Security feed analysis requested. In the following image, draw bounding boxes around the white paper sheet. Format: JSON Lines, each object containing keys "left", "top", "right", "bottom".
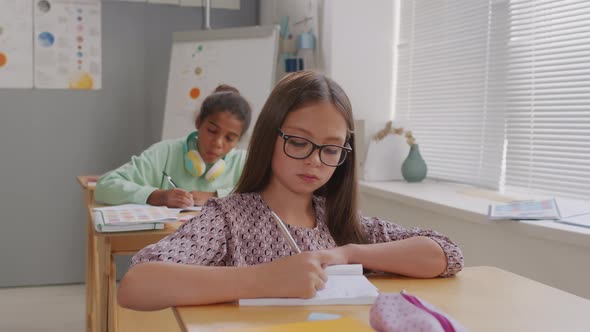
{"left": 559, "top": 213, "right": 590, "bottom": 229}
{"left": 0, "top": 0, "right": 33, "bottom": 88}
{"left": 34, "top": 0, "right": 102, "bottom": 89}
{"left": 239, "top": 264, "right": 378, "bottom": 306}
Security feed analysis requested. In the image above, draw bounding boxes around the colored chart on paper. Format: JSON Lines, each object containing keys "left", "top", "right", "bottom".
{"left": 94, "top": 204, "right": 177, "bottom": 225}
{"left": 0, "top": 0, "right": 33, "bottom": 88}
{"left": 34, "top": 0, "right": 102, "bottom": 89}
{"left": 161, "top": 26, "right": 279, "bottom": 141}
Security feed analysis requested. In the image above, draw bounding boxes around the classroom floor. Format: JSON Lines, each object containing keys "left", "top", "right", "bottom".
{"left": 0, "top": 284, "right": 84, "bottom": 331}
{"left": 0, "top": 284, "right": 180, "bottom": 332}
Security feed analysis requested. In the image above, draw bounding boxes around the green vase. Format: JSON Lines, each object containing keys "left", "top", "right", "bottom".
{"left": 401, "top": 144, "right": 427, "bottom": 182}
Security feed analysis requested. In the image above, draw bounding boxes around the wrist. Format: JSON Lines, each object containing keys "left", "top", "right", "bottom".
{"left": 237, "top": 265, "right": 270, "bottom": 299}
{"left": 147, "top": 190, "right": 166, "bottom": 206}
{"left": 341, "top": 243, "right": 360, "bottom": 264}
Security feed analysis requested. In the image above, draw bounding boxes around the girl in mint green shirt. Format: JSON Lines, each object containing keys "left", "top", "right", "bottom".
{"left": 95, "top": 85, "right": 251, "bottom": 208}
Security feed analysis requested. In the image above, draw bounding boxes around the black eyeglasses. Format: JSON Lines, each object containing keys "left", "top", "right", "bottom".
{"left": 277, "top": 129, "right": 352, "bottom": 167}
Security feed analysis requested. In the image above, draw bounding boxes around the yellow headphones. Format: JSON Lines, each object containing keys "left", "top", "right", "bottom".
{"left": 183, "top": 131, "right": 226, "bottom": 182}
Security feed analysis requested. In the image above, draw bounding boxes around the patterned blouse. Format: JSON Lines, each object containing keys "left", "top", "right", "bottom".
{"left": 132, "top": 192, "right": 464, "bottom": 277}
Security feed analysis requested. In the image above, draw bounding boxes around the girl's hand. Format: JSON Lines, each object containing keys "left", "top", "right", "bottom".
{"left": 254, "top": 249, "right": 350, "bottom": 299}
{"left": 316, "top": 245, "right": 352, "bottom": 267}
{"left": 190, "top": 191, "right": 216, "bottom": 206}
{"left": 165, "top": 189, "right": 194, "bottom": 208}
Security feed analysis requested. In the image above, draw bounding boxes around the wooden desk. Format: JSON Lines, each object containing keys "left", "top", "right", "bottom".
{"left": 174, "top": 266, "right": 590, "bottom": 332}
{"left": 94, "top": 220, "right": 182, "bottom": 332}
{"left": 77, "top": 175, "right": 99, "bottom": 332}
{"left": 77, "top": 175, "right": 183, "bottom": 332}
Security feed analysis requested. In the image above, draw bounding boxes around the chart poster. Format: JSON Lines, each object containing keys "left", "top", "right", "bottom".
{"left": 34, "top": 0, "right": 101, "bottom": 89}
{"left": 0, "top": 0, "right": 33, "bottom": 88}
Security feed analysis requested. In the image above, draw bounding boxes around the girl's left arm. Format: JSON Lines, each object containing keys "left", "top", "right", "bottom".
{"left": 341, "top": 217, "right": 464, "bottom": 278}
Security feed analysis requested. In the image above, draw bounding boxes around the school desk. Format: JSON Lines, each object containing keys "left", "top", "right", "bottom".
{"left": 78, "top": 175, "right": 184, "bottom": 332}
{"left": 173, "top": 266, "right": 590, "bottom": 332}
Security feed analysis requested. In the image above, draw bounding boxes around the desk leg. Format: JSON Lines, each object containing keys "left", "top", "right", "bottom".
{"left": 108, "top": 254, "right": 118, "bottom": 332}
{"left": 96, "top": 236, "right": 110, "bottom": 332}
{"left": 86, "top": 216, "right": 96, "bottom": 332}
{"left": 93, "top": 232, "right": 102, "bottom": 332}
{"left": 84, "top": 189, "right": 96, "bottom": 332}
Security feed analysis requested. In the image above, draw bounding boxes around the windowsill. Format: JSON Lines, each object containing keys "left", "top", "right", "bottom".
{"left": 358, "top": 179, "right": 590, "bottom": 248}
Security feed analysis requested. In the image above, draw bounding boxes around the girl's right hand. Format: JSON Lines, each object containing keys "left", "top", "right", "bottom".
{"left": 254, "top": 251, "right": 338, "bottom": 299}
{"left": 165, "top": 189, "right": 195, "bottom": 208}
{"left": 148, "top": 189, "right": 194, "bottom": 208}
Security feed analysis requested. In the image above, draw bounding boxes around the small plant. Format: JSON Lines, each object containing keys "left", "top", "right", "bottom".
{"left": 374, "top": 121, "right": 405, "bottom": 141}
{"left": 404, "top": 130, "right": 416, "bottom": 146}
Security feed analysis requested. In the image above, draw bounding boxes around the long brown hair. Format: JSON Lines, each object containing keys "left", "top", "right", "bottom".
{"left": 234, "top": 71, "right": 368, "bottom": 245}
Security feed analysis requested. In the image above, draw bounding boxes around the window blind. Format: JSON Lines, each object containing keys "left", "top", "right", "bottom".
{"left": 505, "top": 0, "right": 590, "bottom": 199}
{"left": 395, "top": 0, "right": 508, "bottom": 189}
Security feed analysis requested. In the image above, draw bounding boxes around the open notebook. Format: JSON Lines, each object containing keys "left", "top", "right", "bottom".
{"left": 92, "top": 204, "right": 177, "bottom": 232}
{"left": 93, "top": 204, "right": 178, "bottom": 225}
{"left": 239, "top": 264, "right": 379, "bottom": 306}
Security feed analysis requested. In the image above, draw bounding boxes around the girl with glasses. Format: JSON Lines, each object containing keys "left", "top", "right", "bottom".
{"left": 118, "top": 71, "right": 463, "bottom": 311}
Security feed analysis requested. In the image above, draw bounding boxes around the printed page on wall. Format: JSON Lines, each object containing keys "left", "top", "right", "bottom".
{"left": 0, "top": 0, "right": 33, "bottom": 88}
{"left": 161, "top": 26, "right": 279, "bottom": 143}
{"left": 34, "top": 0, "right": 102, "bottom": 90}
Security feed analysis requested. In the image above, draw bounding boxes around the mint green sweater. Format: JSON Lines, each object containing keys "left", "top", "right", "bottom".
{"left": 95, "top": 134, "right": 247, "bottom": 205}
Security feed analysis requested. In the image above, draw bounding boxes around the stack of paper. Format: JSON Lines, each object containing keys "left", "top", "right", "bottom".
{"left": 239, "top": 264, "right": 379, "bottom": 306}
{"left": 488, "top": 198, "right": 561, "bottom": 220}
{"left": 93, "top": 204, "right": 177, "bottom": 232}
{"left": 559, "top": 214, "right": 590, "bottom": 228}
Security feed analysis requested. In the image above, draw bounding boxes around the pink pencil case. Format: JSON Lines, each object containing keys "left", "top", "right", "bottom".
{"left": 370, "top": 291, "right": 468, "bottom": 332}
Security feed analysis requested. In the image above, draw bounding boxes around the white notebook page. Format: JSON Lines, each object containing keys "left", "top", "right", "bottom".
{"left": 239, "top": 264, "right": 379, "bottom": 306}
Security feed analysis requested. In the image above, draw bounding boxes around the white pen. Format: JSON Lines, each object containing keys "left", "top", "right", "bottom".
{"left": 162, "top": 171, "right": 178, "bottom": 188}
{"left": 270, "top": 211, "right": 302, "bottom": 254}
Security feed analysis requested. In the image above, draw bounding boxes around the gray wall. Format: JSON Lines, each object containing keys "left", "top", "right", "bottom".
{"left": 0, "top": 1, "right": 257, "bottom": 287}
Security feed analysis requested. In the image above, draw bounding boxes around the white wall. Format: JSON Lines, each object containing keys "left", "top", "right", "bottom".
{"left": 360, "top": 191, "right": 590, "bottom": 299}
{"left": 322, "top": 0, "right": 394, "bottom": 144}
{"left": 259, "top": 0, "right": 321, "bottom": 82}
{"left": 259, "top": 0, "right": 395, "bottom": 167}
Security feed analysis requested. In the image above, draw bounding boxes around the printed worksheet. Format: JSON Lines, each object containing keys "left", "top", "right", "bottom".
{"left": 0, "top": 0, "right": 33, "bottom": 88}
{"left": 488, "top": 198, "right": 561, "bottom": 220}
{"left": 34, "top": 0, "right": 102, "bottom": 89}
{"left": 94, "top": 204, "right": 177, "bottom": 225}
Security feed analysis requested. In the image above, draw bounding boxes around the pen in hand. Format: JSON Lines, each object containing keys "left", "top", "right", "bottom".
{"left": 271, "top": 211, "right": 302, "bottom": 254}
{"left": 153, "top": 171, "right": 194, "bottom": 208}
{"left": 162, "top": 171, "right": 178, "bottom": 188}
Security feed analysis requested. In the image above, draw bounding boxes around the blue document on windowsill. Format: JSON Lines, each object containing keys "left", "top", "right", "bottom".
{"left": 488, "top": 198, "right": 561, "bottom": 220}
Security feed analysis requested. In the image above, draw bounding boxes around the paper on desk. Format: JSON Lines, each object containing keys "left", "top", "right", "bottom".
{"left": 178, "top": 214, "right": 196, "bottom": 222}
{"left": 93, "top": 204, "right": 177, "bottom": 225}
{"left": 239, "top": 275, "right": 378, "bottom": 306}
{"left": 558, "top": 213, "right": 590, "bottom": 229}
{"left": 307, "top": 312, "right": 342, "bottom": 321}
{"left": 239, "top": 264, "right": 378, "bottom": 306}
{"left": 324, "top": 264, "right": 363, "bottom": 275}
{"left": 169, "top": 206, "right": 203, "bottom": 214}
{"left": 555, "top": 198, "right": 590, "bottom": 218}
{"left": 488, "top": 198, "right": 561, "bottom": 220}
